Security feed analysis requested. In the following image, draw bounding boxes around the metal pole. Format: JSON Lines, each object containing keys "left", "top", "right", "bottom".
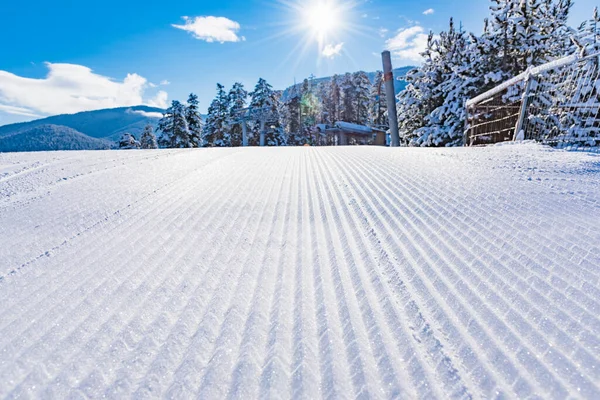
{"left": 242, "top": 118, "right": 248, "bottom": 147}
{"left": 382, "top": 51, "right": 400, "bottom": 147}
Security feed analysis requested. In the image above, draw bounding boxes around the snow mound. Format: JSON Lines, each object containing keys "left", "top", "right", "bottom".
{"left": 1, "top": 145, "right": 599, "bottom": 398}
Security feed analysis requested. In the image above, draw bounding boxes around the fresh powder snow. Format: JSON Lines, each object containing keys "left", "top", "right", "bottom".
{"left": 1, "top": 144, "right": 599, "bottom": 398}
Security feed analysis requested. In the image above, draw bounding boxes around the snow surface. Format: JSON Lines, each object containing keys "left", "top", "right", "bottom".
{"left": 1, "top": 144, "right": 599, "bottom": 399}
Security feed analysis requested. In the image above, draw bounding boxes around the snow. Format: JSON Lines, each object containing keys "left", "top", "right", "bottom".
{"left": 335, "top": 121, "right": 373, "bottom": 134}
{"left": 1, "top": 144, "right": 599, "bottom": 398}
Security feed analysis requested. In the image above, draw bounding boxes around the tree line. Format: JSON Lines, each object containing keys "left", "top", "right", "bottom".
{"left": 119, "top": 72, "right": 390, "bottom": 148}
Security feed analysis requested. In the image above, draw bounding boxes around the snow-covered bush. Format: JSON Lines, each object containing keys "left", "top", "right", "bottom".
{"left": 119, "top": 132, "right": 140, "bottom": 149}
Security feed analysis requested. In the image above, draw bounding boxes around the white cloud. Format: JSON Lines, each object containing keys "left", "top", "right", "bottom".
{"left": 160, "top": 80, "right": 170, "bottom": 86}
{"left": 172, "top": 16, "right": 244, "bottom": 43}
{"left": 385, "top": 26, "right": 429, "bottom": 63}
{"left": 147, "top": 91, "right": 168, "bottom": 108}
{"left": 127, "top": 109, "right": 164, "bottom": 118}
{"left": 322, "top": 42, "right": 344, "bottom": 58}
{"left": 378, "top": 27, "right": 389, "bottom": 38}
{"left": 423, "top": 8, "right": 435, "bottom": 15}
{"left": 0, "top": 63, "right": 168, "bottom": 117}
{"left": 0, "top": 104, "right": 42, "bottom": 118}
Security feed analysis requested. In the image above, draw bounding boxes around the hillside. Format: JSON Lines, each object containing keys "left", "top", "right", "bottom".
{"left": 0, "top": 106, "right": 164, "bottom": 143}
{"left": 1, "top": 144, "right": 599, "bottom": 398}
{"left": 282, "top": 66, "right": 413, "bottom": 99}
{"left": 0, "top": 124, "right": 114, "bottom": 153}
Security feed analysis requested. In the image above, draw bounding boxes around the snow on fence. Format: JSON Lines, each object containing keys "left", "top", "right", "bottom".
{"left": 465, "top": 51, "right": 600, "bottom": 147}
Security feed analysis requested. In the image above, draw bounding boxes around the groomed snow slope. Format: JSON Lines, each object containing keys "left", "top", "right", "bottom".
{"left": 1, "top": 144, "right": 599, "bottom": 399}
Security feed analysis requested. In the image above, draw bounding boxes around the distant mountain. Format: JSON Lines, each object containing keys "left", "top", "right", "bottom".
{"left": 281, "top": 66, "right": 414, "bottom": 100}
{"left": 0, "top": 105, "right": 164, "bottom": 142}
{"left": 0, "top": 124, "right": 114, "bottom": 153}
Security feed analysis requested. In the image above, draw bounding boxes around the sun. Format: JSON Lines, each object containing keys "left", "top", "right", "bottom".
{"left": 265, "top": 0, "right": 366, "bottom": 66}
{"left": 304, "top": 1, "right": 341, "bottom": 42}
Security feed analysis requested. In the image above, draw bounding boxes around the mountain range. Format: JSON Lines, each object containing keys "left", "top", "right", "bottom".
{"left": 0, "top": 67, "right": 413, "bottom": 152}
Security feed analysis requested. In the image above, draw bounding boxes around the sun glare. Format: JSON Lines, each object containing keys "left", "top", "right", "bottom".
{"left": 269, "top": 0, "right": 367, "bottom": 66}
{"left": 305, "top": 1, "right": 340, "bottom": 41}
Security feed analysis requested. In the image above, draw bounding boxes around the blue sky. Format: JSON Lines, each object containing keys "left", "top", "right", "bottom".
{"left": 0, "top": 0, "right": 596, "bottom": 125}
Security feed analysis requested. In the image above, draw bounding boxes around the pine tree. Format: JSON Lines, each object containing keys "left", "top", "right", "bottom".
{"left": 323, "top": 74, "right": 341, "bottom": 124}
{"left": 417, "top": 19, "right": 480, "bottom": 146}
{"left": 353, "top": 71, "right": 371, "bottom": 125}
{"left": 185, "top": 93, "right": 203, "bottom": 147}
{"left": 228, "top": 82, "right": 248, "bottom": 147}
{"left": 158, "top": 100, "right": 192, "bottom": 148}
{"left": 369, "top": 71, "right": 387, "bottom": 127}
{"left": 574, "top": 6, "right": 599, "bottom": 52}
{"left": 300, "top": 77, "right": 321, "bottom": 129}
{"left": 203, "top": 83, "right": 231, "bottom": 147}
{"left": 282, "top": 85, "right": 304, "bottom": 145}
{"left": 485, "top": 0, "right": 572, "bottom": 79}
{"left": 340, "top": 73, "right": 356, "bottom": 123}
{"left": 140, "top": 124, "right": 158, "bottom": 149}
{"left": 396, "top": 31, "right": 444, "bottom": 144}
{"left": 250, "top": 78, "right": 285, "bottom": 146}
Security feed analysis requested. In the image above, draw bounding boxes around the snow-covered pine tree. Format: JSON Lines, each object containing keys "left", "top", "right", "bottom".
{"left": 323, "top": 74, "right": 341, "bottom": 124}
{"left": 300, "top": 77, "right": 321, "bottom": 130}
{"left": 416, "top": 19, "right": 481, "bottom": 146}
{"left": 267, "top": 91, "right": 286, "bottom": 146}
{"left": 396, "top": 31, "right": 444, "bottom": 144}
{"left": 140, "top": 124, "right": 158, "bottom": 149}
{"left": 158, "top": 100, "right": 192, "bottom": 148}
{"left": 282, "top": 84, "right": 304, "bottom": 145}
{"left": 484, "top": 0, "right": 572, "bottom": 79}
{"left": 249, "top": 78, "right": 285, "bottom": 146}
{"left": 352, "top": 71, "right": 371, "bottom": 125}
{"left": 203, "top": 83, "right": 231, "bottom": 147}
{"left": 228, "top": 82, "right": 248, "bottom": 147}
{"left": 315, "top": 81, "right": 332, "bottom": 125}
{"left": 119, "top": 132, "right": 140, "bottom": 149}
{"left": 487, "top": 0, "right": 520, "bottom": 80}
{"left": 369, "top": 71, "right": 387, "bottom": 127}
{"left": 185, "top": 93, "right": 203, "bottom": 147}
{"left": 340, "top": 73, "right": 356, "bottom": 123}
{"left": 573, "top": 6, "right": 599, "bottom": 52}
{"left": 554, "top": 6, "right": 599, "bottom": 143}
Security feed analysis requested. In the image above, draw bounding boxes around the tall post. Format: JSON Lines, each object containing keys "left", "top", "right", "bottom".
{"left": 242, "top": 118, "right": 248, "bottom": 147}
{"left": 382, "top": 50, "right": 400, "bottom": 147}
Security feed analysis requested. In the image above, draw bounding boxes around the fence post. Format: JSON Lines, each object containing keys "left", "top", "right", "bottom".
{"left": 463, "top": 101, "right": 470, "bottom": 146}
{"left": 514, "top": 73, "right": 534, "bottom": 141}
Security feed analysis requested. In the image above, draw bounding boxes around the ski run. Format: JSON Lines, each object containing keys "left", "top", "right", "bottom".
{"left": 1, "top": 143, "right": 599, "bottom": 399}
